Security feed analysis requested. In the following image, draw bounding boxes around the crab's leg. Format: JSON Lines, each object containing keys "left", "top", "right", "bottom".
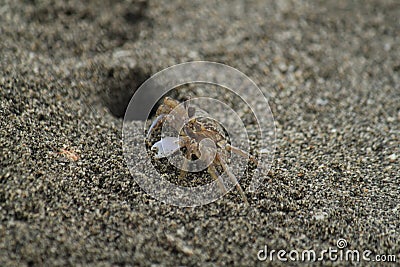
{"left": 179, "top": 158, "right": 188, "bottom": 180}
{"left": 178, "top": 150, "right": 192, "bottom": 180}
{"left": 225, "top": 144, "right": 258, "bottom": 165}
{"left": 146, "top": 114, "right": 166, "bottom": 139}
{"left": 176, "top": 136, "right": 192, "bottom": 179}
{"left": 207, "top": 164, "right": 228, "bottom": 194}
{"left": 217, "top": 153, "right": 248, "bottom": 204}
{"left": 189, "top": 141, "right": 227, "bottom": 194}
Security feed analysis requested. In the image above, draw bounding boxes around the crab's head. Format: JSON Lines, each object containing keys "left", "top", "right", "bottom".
{"left": 156, "top": 97, "right": 181, "bottom": 116}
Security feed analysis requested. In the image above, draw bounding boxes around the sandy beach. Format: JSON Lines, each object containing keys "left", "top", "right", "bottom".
{"left": 1, "top": 0, "right": 399, "bottom": 265}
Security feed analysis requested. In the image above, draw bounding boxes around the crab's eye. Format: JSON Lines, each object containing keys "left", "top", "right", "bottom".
{"left": 188, "top": 106, "right": 196, "bottom": 118}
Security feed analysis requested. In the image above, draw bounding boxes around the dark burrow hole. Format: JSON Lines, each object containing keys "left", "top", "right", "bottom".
{"left": 102, "top": 68, "right": 186, "bottom": 121}
{"left": 102, "top": 67, "right": 151, "bottom": 120}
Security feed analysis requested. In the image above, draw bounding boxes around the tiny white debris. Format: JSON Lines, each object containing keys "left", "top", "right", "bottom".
{"left": 316, "top": 98, "right": 329, "bottom": 106}
{"left": 313, "top": 212, "right": 328, "bottom": 221}
{"left": 388, "top": 153, "right": 397, "bottom": 162}
{"left": 160, "top": 47, "right": 168, "bottom": 55}
{"left": 188, "top": 50, "right": 199, "bottom": 58}
{"left": 112, "top": 50, "right": 136, "bottom": 68}
{"left": 387, "top": 116, "right": 395, "bottom": 123}
{"left": 278, "top": 62, "right": 288, "bottom": 72}
{"left": 177, "top": 226, "right": 185, "bottom": 237}
{"left": 112, "top": 49, "right": 133, "bottom": 58}
{"left": 166, "top": 234, "right": 194, "bottom": 256}
{"left": 392, "top": 204, "right": 400, "bottom": 212}
{"left": 259, "top": 148, "right": 269, "bottom": 154}
{"left": 151, "top": 137, "right": 180, "bottom": 159}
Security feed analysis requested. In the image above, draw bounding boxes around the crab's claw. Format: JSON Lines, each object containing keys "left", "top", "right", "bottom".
{"left": 151, "top": 137, "right": 181, "bottom": 159}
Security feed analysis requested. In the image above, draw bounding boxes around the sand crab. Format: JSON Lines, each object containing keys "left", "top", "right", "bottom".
{"left": 146, "top": 97, "right": 258, "bottom": 203}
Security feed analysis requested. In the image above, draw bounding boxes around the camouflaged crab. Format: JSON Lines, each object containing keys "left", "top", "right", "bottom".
{"left": 146, "top": 97, "right": 258, "bottom": 203}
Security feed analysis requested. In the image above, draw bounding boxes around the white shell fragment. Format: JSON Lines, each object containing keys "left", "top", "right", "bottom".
{"left": 151, "top": 137, "right": 181, "bottom": 159}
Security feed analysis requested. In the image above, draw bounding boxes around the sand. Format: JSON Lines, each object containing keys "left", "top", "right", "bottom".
{"left": 1, "top": 0, "right": 399, "bottom": 266}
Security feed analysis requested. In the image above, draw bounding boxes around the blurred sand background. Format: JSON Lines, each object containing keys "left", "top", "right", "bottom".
{"left": 1, "top": 0, "right": 399, "bottom": 266}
